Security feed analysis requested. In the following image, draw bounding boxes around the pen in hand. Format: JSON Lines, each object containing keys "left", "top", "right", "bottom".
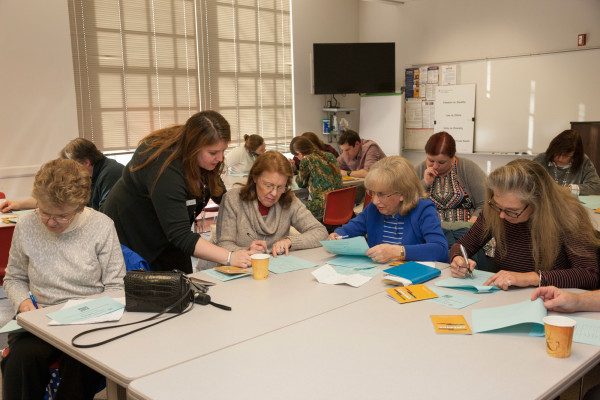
{"left": 29, "top": 291, "right": 39, "bottom": 309}
{"left": 459, "top": 244, "right": 473, "bottom": 278}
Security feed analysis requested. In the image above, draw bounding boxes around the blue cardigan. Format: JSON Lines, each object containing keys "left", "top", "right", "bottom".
{"left": 334, "top": 199, "right": 449, "bottom": 262}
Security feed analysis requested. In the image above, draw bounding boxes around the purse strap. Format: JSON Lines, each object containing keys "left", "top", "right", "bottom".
{"left": 72, "top": 286, "right": 195, "bottom": 348}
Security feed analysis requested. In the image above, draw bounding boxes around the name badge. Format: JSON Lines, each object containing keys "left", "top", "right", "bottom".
{"left": 186, "top": 199, "right": 196, "bottom": 206}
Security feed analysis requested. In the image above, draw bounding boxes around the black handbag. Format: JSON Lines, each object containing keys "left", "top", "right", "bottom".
{"left": 124, "top": 270, "right": 195, "bottom": 313}
{"left": 71, "top": 270, "right": 229, "bottom": 348}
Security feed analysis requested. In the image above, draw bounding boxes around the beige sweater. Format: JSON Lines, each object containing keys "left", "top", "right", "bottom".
{"left": 216, "top": 187, "right": 328, "bottom": 252}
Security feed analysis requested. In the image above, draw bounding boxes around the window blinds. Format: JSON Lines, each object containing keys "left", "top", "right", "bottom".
{"left": 69, "top": 0, "right": 293, "bottom": 152}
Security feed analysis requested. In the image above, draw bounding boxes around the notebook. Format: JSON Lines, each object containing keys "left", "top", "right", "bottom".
{"left": 382, "top": 261, "right": 441, "bottom": 286}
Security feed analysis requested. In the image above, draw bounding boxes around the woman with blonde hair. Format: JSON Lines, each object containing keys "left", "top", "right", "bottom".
{"left": 225, "top": 134, "right": 266, "bottom": 174}
{"left": 290, "top": 136, "right": 343, "bottom": 217}
{"left": 3, "top": 158, "right": 124, "bottom": 399}
{"left": 451, "top": 159, "right": 600, "bottom": 290}
{"left": 328, "top": 156, "right": 448, "bottom": 263}
{"left": 102, "top": 111, "right": 253, "bottom": 272}
{"left": 216, "top": 151, "right": 327, "bottom": 258}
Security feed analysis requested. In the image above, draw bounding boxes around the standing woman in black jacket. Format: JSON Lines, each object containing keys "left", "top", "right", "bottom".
{"left": 102, "top": 111, "right": 253, "bottom": 272}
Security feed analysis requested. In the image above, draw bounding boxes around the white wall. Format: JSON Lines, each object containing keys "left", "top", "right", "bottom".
{"left": 358, "top": 0, "right": 600, "bottom": 171}
{"left": 291, "top": 0, "right": 361, "bottom": 152}
{"left": 0, "top": 0, "right": 78, "bottom": 200}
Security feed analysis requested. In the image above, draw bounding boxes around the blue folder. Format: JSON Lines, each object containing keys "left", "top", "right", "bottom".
{"left": 383, "top": 261, "right": 441, "bottom": 285}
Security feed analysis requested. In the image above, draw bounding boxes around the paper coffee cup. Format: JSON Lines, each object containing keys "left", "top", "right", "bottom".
{"left": 543, "top": 316, "right": 576, "bottom": 358}
{"left": 251, "top": 254, "right": 269, "bottom": 280}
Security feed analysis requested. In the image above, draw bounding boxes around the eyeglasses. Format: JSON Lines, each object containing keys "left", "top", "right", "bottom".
{"left": 35, "top": 208, "right": 78, "bottom": 225}
{"left": 487, "top": 200, "right": 529, "bottom": 219}
{"left": 260, "top": 180, "right": 289, "bottom": 193}
{"left": 366, "top": 190, "right": 400, "bottom": 199}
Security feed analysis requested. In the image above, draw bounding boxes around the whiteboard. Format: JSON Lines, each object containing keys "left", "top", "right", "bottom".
{"left": 359, "top": 94, "right": 402, "bottom": 156}
{"left": 404, "top": 48, "right": 600, "bottom": 153}
{"left": 434, "top": 84, "right": 476, "bottom": 153}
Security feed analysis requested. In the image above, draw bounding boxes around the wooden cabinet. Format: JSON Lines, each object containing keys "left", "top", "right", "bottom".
{"left": 571, "top": 122, "right": 600, "bottom": 174}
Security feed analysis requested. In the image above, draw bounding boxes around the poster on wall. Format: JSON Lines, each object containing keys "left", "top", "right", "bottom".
{"left": 405, "top": 68, "right": 419, "bottom": 98}
{"left": 434, "top": 84, "right": 476, "bottom": 153}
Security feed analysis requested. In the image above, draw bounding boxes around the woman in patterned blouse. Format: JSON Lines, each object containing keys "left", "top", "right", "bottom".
{"left": 415, "top": 131, "right": 487, "bottom": 223}
{"left": 291, "top": 136, "right": 343, "bottom": 217}
{"left": 450, "top": 159, "right": 600, "bottom": 290}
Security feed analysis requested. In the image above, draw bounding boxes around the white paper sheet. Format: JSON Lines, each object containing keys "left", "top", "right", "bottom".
{"left": 312, "top": 265, "right": 372, "bottom": 288}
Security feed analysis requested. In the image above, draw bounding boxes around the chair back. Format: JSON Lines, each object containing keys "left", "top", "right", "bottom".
{"left": 364, "top": 191, "right": 372, "bottom": 208}
{"left": 323, "top": 186, "right": 357, "bottom": 226}
{"left": 0, "top": 192, "right": 5, "bottom": 199}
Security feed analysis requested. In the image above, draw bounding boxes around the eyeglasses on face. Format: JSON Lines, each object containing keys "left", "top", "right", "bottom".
{"left": 35, "top": 208, "right": 78, "bottom": 225}
{"left": 260, "top": 180, "right": 288, "bottom": 193}
{"left": 487, "top": 199, "right": 529, "bottom": 219}
{"left": 366, "top": 190, "right": 400, "bottom": 199}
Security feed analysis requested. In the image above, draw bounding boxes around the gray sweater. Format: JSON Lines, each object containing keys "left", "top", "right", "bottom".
{"left": 533, "top": 153, "right": 600, "bottom": 196}
{"left": 4, "top": 208, "right": 125, "bottom": 312}
{"left": 415, "top": 157, "right": 487, "bottom": 217}
{"left": 216, "top": 187, "right": 328, "bottom": 252}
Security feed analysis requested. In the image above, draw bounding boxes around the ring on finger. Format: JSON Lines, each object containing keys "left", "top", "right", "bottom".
{"left": 507, "top": 279, "right": 512, "bottom": 287}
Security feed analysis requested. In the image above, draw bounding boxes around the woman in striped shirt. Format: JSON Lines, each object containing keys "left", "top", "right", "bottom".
{"left": 451, "top": 159, "right": 600, "bottom": 290}
{"left": 328, "top": 156, "right": 449, "bottom": 263}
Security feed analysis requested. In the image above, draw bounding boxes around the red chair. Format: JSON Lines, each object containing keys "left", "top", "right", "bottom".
{"left": 0, "top": 192, "right": 14, "bottom": 285}
{"left": 364, "top": 191, "right": 372, "bottom": 208}
{"left": 322, "top": 186, "right": 357, "bottom": 227}
{"left": 196, "top": 202, "right": 220, "bottom": 233}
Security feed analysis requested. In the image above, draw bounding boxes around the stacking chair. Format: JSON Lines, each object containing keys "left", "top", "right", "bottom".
{"left": 364, "top": 191, "right": 372, "bottom": 208}
{"left": 197, "top": 203, "right": 220, "bottom": 233}
{"left": 322, "top": 186, "right": 357, "bottom": 232}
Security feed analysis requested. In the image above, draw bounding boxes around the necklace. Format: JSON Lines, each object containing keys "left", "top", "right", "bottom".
{"left": 551, "top": 162, "right": 570, "bottom": 187}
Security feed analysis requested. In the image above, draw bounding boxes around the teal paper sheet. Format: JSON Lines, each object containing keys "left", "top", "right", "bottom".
{"left": 268, "top": 255, "right": 317, "bottom": 274}
{"left": 579, "top": 196, "right": 600, "bottom": 210}
{"left": 529, "top": 316, "right": 600, "bottom": 345}
{"left": 472, "top": 298, "right": 546, "bottom": 333}
{"left": 319, "top": 237, "right": 369, "bottom": 256}
{"left": 332, "top": 265, "right": 381, "bottom": 278}
{"left": 327, "top": 256, "right": 381, "bottom": 269}
{"left": 0, "top": 320, "right": 25, "bottom": 334}
{"left": 202, "top": 268, "right": 250, "bottom": 282}
{"left": 46, "top": 296, "right": 125, "bottom": 325}
{"left": 426, "top": 287, "right": 481, "bottom": 309}
{"left": 435, "top": 270, "right": 500, "bottom": 293}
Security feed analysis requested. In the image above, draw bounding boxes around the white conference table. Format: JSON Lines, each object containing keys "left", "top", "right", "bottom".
{"left": 127, "top": 269, "right": 600, "bottom": 400}
{"left": 16, "top": 246, "right": 412, "bottom": 399}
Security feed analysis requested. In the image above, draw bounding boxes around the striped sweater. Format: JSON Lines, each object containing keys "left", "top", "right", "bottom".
{"left": 450, "top": 213, "right": 599, "bottom": 289}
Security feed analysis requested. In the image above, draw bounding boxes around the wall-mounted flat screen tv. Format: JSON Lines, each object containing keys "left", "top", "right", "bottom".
{"left": 313, "top": 42, "right": 395, "bottom": 95}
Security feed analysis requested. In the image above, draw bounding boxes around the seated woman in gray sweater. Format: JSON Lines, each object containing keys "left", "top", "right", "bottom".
{"left": 2, "top": 158, "right": 125, "bottom": 400}
{"left": 216, "top": 151, "right": 328, "bottom": 258}
{"left": 533, "top": 129, "right": 600, "bottom": 196}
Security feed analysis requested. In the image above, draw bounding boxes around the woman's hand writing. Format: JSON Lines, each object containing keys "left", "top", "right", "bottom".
{"left": 450, "top": 255, "right": 476, "bottom": 278}
{"left": 248, "top": 240, "right": 268, "bottom": 254}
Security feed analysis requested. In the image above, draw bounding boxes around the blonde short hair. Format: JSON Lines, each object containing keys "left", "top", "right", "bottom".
{"left": 365, "top": 156, "right": 426, "bottom": 215}
{"left": 32, "top": 158, "right": 91, "bottom": 209}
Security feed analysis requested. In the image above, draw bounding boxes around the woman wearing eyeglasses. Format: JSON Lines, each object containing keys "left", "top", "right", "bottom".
{"left": 450, "top": 159, "right": 600, "bottom": 290}
{"left": 214, "top": 151, "right": 327, "bottom": 259}
{"left": 224, "top": 134, "right": 266, "bottom": 175}
{"left": 102, "top": 111, "right": 252, "bottom": 272}
{"left": 3, "top": 159, "right": 124, "bottom": 399}
{"left": 328, "top": 156, "right": 449, "bottom": 263}
{"left": 533, "top": 129, "right": 600, "bottom": 196}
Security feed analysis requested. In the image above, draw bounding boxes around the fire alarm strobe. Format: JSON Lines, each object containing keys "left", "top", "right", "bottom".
{"left": 578, "top": 34, "right": 587, "bottom": 46}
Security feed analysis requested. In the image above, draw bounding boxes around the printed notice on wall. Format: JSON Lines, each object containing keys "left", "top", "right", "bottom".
{"left": 434, "top": 84, "right": 476, "bottom": 153}
{"left": 422, "top": 101, "right": 435, "bottom": 129}
{"left": 441, "top": 65, "right": 457, "bottom": 85}
{"left": 405, "top": 99, "right": 423, "bottom": 129}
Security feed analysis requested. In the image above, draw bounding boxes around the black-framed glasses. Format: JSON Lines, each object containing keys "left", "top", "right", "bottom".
{"left": 487, "top": 200, "right": 529, "bottom": 219}
{"left": 366, "top": 190, "right": 400, "bottom": 199}
{"left": 35, "top": 208, "right": 78, "bottom": 225}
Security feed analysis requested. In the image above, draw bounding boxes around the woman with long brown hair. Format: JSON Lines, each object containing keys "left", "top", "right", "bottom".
{"left": 450, "top": 159, "right": 600, "bottom": 290}
{"left": 290, "top": 136, "right": 343, "bottom": 217}
{"left": 102, "top": 111, "right": 252, "bottom": 272}
{"left": 216, "top": 151, "right": 327, "bottom": 257}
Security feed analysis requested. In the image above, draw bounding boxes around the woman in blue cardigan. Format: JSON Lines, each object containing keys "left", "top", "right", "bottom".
{"left": 328, "top": 156, "right": 449, "bottom": 263}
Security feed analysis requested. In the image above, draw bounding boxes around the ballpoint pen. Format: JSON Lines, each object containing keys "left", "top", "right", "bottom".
{"left": 460, "top": 244, "right": 473, "bottom": 278}
{"left": 29, "top": 291, "right": 39, "bottom": 309}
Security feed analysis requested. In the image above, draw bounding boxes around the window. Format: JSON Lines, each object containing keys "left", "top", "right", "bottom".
{"left": 68, "top": 0, "right": 293, "bottom": 153}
